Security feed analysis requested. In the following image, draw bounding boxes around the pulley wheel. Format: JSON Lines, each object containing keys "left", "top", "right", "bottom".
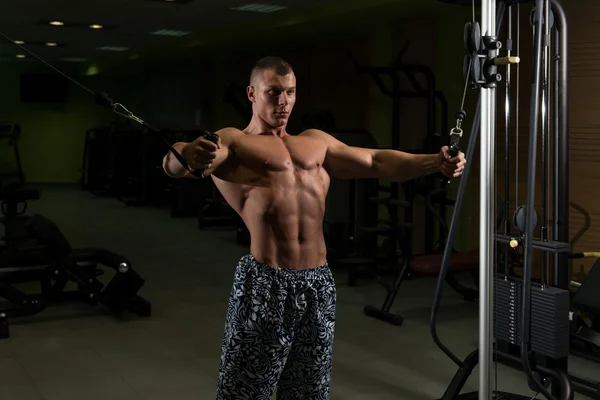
{"left": 464, "top": 54, "right": 480, "bottom": 85}
{"left": 463, "top": 21, "right": 481, "bottom": 53}
{"left": 530, "top": 7, "right": 554, "bottom": 29}
{"left": 471, "top": 21, "right": 481, "bottom": 52}
{"left": 463, "top": 55, "right": 471, "bottom": 83}
{"left": 464, "top": 22, "right": 472, "bottom": 53}
{"left": 513, "top": 205, "right": 538, "bottom": 234}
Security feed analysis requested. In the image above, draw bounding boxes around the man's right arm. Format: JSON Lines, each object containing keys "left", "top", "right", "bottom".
{"left": 162, "top": 128, "right": 241, "bottom": 179}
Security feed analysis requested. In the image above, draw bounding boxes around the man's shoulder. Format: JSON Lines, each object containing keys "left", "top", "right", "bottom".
{"left": 213, "top": 127, "right": 245, "bottom": 146}
{"left": 215, "top": 127, "right": 245, "bottom": 137}
{"left": 299, "top": 128, "right": 330, "bottom": 140}
{"left": 299, "top": 129, "right": 344, "bottom": 149}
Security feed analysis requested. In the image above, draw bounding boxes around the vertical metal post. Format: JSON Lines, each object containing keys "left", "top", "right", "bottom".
{"left": 480, "top": 0, "right": 496, "bottom": 399}
{"left": 550, "top": 0, "right": 569, "bottom": 291}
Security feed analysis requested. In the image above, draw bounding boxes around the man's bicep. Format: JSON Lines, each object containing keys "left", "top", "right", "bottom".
{"left": 301, "top": 129, "right": 376, "bottom": 179}
{"left": 324, "top": 144, "right": 376, "bottom": 179}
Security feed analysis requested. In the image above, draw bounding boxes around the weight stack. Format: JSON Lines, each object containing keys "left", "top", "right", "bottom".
{"left": 495, "top": 277, "right": 522, "bottom": 346}
{"left": 494, "top": 275, "right": 570, "bottom": 360}
{"left": 530, "top": 285, "right": 570, "bottom": 359}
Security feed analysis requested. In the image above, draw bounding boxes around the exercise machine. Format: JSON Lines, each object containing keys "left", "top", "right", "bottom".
{"left": 81, "top": 121, "right": 172, "bottom": 207}
{"left": 337, "top": 48, "right": 454, "bottom": 289}
{"left": 323, "top": 127, "right": 380, "bottom": 267}
{"left": 569, "top": 255, "right": 600, "bottom": 366}
{"left": 363, "top": 186, "right": 479, "bottom": 326}
{"left": 430, "top": 0, "right": 584, "bottom": 399}
{"left": 349, "top": 46, "right": 450, "bottom": 257}
{"left": 0, "top": 185, "right": 151, "bottom": 339}
{"left": 0, "top": 122, "right": 25, "bottom": 188}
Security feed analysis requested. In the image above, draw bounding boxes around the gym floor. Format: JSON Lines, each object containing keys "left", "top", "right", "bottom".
{"left": 0, "top": 186, "right": 597, "bottom": 400}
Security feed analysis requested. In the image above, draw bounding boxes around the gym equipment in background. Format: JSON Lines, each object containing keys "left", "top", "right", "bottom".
{"left": 223, "top": 81, "right": 252, "bottom": 125}
{"left": 349, "top": 44, "right": 450, "bottom": 256}
{"left": 0, "top": 122, "right": 25, "bottom": 189}
{"left": 81, "top": 122, "right": 172, "bottom": 208}
{"left": 168, "top": 131, "right": 210, "bottom": 219}
{"left": 323, "top": 127, "right": 380, "bottom": 280}
{"left": 569, "top": 256, "right": 600, "bottom": 367}
{"left": 0, "top": 186, "right": 151, "bottom": 339}
{"left": 363, "top": 186, "right": 479, "bottom": 326}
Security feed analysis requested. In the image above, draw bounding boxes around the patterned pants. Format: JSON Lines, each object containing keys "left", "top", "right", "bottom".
{"left": 216, "top": 254, "right": 337, "bottom": 400}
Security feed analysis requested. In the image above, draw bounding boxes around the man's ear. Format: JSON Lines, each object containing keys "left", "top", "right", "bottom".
{"left": 247, "top": 86, "right": 255, "bottom": 103}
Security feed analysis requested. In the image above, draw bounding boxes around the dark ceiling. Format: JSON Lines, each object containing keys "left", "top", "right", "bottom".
{"left": 0, "top": 0, "right": 461, "bottom": 72}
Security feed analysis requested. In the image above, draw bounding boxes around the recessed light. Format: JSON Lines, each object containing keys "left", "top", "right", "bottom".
{"left": 231, "top": 3, "right": 286, "bottom": 13}
{"left": 46, "top": 42, "right": 58, "bottom": 47}
{"left": 149, "top": 29, "right": 191, "bottom": 37}
{"left": 38, "top": 19, "right": 117, "bottom": 30}
{"left": 97, "top": 45, "right": 130, "bottom": 52}
{"left": 16, "top": 54, "right": 26, "bottom": 58}
{"left": 14, "top": 40, "right": 25, "bottom": 45}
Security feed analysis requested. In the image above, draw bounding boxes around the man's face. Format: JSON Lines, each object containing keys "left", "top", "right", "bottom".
{"left": 248, "top": 69, "right": 296, "bottom": 128}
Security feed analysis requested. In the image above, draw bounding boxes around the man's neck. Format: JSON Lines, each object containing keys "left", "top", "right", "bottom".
{"left": 245, "top": 117, "right": 287, "bottom": 137}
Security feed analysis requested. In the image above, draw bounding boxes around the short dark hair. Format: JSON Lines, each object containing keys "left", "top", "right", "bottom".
{"left": 250, "top": 56, "right": 293, "bottom": 84}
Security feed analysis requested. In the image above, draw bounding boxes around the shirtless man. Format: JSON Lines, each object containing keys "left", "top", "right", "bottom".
{"left": 163, "top": 56, "right": 466, "bottom": 400}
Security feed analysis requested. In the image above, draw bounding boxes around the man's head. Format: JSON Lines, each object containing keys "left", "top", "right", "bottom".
{"left": 247, "top": 56, "right": 296, "bottom": 129}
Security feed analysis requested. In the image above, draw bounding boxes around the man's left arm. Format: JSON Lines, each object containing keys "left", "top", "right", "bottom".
{"left": 307, "top": 130, "right": 465, "bottom": 182}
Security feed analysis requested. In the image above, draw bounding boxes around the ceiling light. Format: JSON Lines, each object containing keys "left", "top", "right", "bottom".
{"left": 231, "top": 3, "right": 286, "bottom": 13}
{"left": 149, "top": 29, "right": 191, "bottom": 37}
{"left": 46, "top": 42, "right": 58, "bottom": 47}
{"left": 97, "top": 45, "right": 130, "bottom": 52}
{"left": 16, "top": 54, "right": 26, "bottom": 58}
{"left": 38, "top": 19, "right": 116, "bottom": 30}
{"left": 14, "top": 40, "right": 25, "bottom": 45}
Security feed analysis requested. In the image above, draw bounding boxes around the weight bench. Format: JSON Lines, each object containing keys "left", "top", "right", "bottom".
{"left": 1, "top": 187, "right": 151, "bottom": 339}
{"left": 571, "top": 258, "right": 600, "bottom": 362}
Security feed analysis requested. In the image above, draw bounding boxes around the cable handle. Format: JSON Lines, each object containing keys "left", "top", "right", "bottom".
{"left": 190, "top": 132, "right": 220, "bottom": 178}
{"left": 442, "top": 109, "right": 466, "bottom": 183}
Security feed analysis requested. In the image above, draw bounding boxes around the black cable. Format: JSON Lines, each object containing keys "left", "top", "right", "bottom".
{"left": 0, "top": 30, "right": 212, "bottom": 179}
{"left": 429, "top": 1, "right": 506, "bottom": 369}
{"left": 521, "top": 1, "right": 558, "bottom": 399}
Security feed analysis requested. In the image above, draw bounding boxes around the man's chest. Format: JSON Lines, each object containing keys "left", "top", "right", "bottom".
{"left": 234, "top": 134, "right": 327, "bottom": 172}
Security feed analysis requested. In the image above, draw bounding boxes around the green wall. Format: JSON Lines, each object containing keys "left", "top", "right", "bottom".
{"left": 0, "top": 63, "right": 117, "bottom": 183}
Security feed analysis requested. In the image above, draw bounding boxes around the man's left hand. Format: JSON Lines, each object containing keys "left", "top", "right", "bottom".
{"left": 438, "top": 146, "right": 466, "bottom": 178}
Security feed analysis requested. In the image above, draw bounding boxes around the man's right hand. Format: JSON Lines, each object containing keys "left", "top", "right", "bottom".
{"left": 182, "top": 134, "right": 222, "bottom": 171}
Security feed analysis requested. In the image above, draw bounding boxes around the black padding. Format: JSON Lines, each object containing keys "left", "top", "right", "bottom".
{"left": 24, "top": 214, "right": 72, "bottom": 258}
{"left": 573, "top": 258, "right": 600, "bottom": 316}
